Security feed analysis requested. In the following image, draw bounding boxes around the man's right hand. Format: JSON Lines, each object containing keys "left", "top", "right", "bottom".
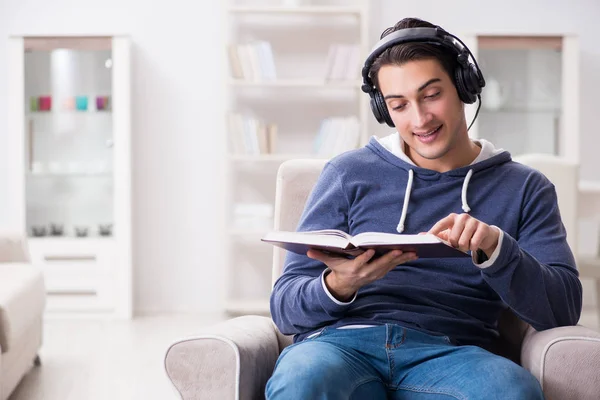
{"left": 307, "top": 248, "right": 418, "bottom": 302}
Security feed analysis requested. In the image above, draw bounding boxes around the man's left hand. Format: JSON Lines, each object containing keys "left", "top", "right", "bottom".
{"left": 428, "top": 213, "right": 500, "bottom": 258}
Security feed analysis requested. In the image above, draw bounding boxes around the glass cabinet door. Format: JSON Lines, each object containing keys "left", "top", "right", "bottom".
{"left": 465, "top": 34, "right": 579, "bottom": 162}
{"left": 24, "top": 37, "right": 114, "bottom": 239}
{"left": 478, "top": 36, "right": 562, "bottom": 155}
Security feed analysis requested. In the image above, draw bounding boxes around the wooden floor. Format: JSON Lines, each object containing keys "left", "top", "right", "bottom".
{"left": 9, "top": 313, "right": 224, "bottom": 400}
{"left": 8, "top": 310, "right": 600, "bottom": 400}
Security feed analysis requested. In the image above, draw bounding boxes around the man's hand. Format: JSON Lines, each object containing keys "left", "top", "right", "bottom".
{"left": 307, "top": 248, "right": 417, "bottom": 302}
{"left": 428, "top": 213, "right": 500, "bottom": 258}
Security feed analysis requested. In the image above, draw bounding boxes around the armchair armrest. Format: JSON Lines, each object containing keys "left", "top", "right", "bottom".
{"left": 164, "top": 316, "right": 283, "bottom": 400}
{"left": 521, "top": 325, "right": 600, "bottom": 400}
{"left": 0, "top": 232, "right": 30, "bottom": 263}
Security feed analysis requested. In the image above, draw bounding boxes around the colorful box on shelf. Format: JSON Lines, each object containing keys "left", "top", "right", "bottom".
{"left": 30, "top": 96, "right": 52, "bottom": 111}
{"left": 62, "top": 97, "right": 75, "bottom": 110}
{"left": 96, "top": 95, "right": 111, "bottom": 111}
{"left": 75, "top": 95, "right": 88, "bottom": 111}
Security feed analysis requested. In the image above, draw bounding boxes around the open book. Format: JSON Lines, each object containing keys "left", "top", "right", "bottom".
{"left": 261, "top": 229, "right": 469, "bottom": 258}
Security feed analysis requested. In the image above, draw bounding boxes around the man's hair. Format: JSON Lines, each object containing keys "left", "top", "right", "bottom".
{"left": 369, "top": 18, "right": 458, "bottom": 90}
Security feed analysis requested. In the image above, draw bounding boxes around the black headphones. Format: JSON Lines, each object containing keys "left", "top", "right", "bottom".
{"left": 361, "top": 26, "right": 486, "bottom": 128}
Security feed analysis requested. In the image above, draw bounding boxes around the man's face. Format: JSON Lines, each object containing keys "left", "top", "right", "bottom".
{"left": 377, "top": 59, "right": 468, "bottom": 169}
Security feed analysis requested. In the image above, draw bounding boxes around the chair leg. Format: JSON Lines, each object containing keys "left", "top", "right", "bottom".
{"left": 34, "top": 354, "right": 41, "bottom": 367}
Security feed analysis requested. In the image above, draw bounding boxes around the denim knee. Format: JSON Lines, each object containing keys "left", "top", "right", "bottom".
{"left": 266, "top": 339, "right": 373, "bottom": 400}
{"left": 499, "top": 367, "right": 544, "bottom": 400}
{"left": 468, "top": 357, "right": 544, "bottom": 400}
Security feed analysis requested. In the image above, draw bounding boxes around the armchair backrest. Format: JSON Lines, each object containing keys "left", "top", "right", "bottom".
{"left": 512, "top": 154, "right": 579, "bottom": 254}
{"left": 270, "top": 154, "right": 578, "bottom": 363}
{"left": 0, "top": 232, "right": 31, "bottom": 263}
{"left": 271, "top": 159, "right": 328, "bottom": 286}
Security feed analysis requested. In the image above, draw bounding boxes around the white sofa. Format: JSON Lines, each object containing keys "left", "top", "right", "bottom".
{"left": 0, "top": 233, "right": 46, "bottom": 400}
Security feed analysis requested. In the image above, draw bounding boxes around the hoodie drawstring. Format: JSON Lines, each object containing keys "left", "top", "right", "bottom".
{"left": 396, "top": 168, "right": 474, "bottom": 233}
{"left": 461, "top": 169, "right": 473, "bottom": 212}
{"left": 396, "top": 169, "right": 413, "bottom": 233}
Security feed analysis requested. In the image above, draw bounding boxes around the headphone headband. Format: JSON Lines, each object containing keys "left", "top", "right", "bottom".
{"left": 361, "top": 27, "right": 472, "bottom": 94}
{"left": 361, "top": 24, "right": 485, "bottom": 127}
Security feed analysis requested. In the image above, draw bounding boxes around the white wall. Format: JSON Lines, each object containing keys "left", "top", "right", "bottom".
{"left": 0, "top": 0, "right": 229, "bottom": 314}
{"left": 0, "top": 0, "right": 598, "bottom": 314}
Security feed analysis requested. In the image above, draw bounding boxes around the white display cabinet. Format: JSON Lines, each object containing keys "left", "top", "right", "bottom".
{"left": 6, "top": 36, "right": 132, "bottom": 318}
{"left": 463, "top": 34, "right": 579, "bottom": 162}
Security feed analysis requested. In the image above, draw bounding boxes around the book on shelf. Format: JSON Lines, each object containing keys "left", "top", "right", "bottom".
{"left": 228, "top": 41, "right": 277, "bottom": 81}
{"left": 324, "top": 44, "right": 361, "bottom": 81}
{"left": 227, "top": 113, "right": 278, "bottom": 155}
{"left": 313, "top": 116, "right": 360, "bottom": 157}
{"left": 261, "top": 229, "right": 470, "bottom": 258}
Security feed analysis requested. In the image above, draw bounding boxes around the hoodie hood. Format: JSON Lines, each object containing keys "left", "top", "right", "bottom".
{"left": 371, "top": 133, "right": 510, "bottom": 232}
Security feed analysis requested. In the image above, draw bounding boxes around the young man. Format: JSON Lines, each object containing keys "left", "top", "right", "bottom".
{"left": 266, "top": 17, "right": 582, "bottom": 399}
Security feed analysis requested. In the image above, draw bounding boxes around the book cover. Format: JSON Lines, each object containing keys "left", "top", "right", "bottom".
{"left": 261, "top": 230, "right": 469, "bottom": 258}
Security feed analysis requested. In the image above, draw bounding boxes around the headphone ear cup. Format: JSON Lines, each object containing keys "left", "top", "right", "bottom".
{"left": 465, "top": 62, "right": 484, "bottom": 97}
{"left": 454, "top": 67, "right": 475, "bottom": 104}
{"left": 455, "top": 52, "right": 483, "bottom": 104}
{"left": 371, "top": 90, "right": 395, "bottom": 127}
{"left": 369, "top": 93, "right": 384, "bottom": 124}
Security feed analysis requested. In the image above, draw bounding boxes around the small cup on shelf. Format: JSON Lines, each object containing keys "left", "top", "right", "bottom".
{"left": 49, "top": 223, "right": 64, "bottom": 236}
{"left": 75, "top": 226, "right": 89, "bottom": 237}
{"left": 62, "top": 97, "right": 76, "bottom": 111}
{"left": 98, "top": 223, "right": 113, "bottom": 236}
{"left": 39, "top": 96, "right": 52, "bottom": 111}
{"left": 96, "top": 96, "right": 111, "bottom": 111}
{"left": 30, "top": 97, "right": 39, "bottom": 112}
{"left": 31, "top": 225, "right": 47, "bottom": 237}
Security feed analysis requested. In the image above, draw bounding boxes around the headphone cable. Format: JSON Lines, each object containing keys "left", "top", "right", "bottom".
{"left": 467, "top": 94, "right": 482, "bottom": 132}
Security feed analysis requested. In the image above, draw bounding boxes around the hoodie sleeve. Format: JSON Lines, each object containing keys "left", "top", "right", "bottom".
{"left": 480, "top": 172, "right": 582, "bottom": 330}
{"left": 270, "top": 162, "right": 354, "bottom": 336}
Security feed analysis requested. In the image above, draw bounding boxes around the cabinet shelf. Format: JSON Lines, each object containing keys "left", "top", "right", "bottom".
{"left": 29, "top": 237, "right": 114, "bottom": 244}
{"left": 27, "top": 110, "right": 112, "bottom": 115}
{"left": 27, "top": 172, "right": 112, "bottom": 177}
{"left": 228, "top": 5, "right": 363, "bottom": 16}
{"left": 229, "top": 79, "right": 361, "bottom": 88}
{"left": 480, "top": 107, "right": 560, "bottom": 114}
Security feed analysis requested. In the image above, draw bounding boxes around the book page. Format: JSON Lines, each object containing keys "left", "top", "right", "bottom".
{"left": 351, "top": 232, "right": 441, "bottom": 246}
{"left": 261, "top": 229, "right": 351, "bottom": 249}
{"left": 299, "top": 229, "right": 352, "bottom": 240}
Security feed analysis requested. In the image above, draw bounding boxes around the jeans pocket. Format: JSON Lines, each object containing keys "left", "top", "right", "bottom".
{"left": 442, "top": 335, "right": 453, "bottom": 345}
{"left": 305, "top": 326, "right": 329, "bottom": 340}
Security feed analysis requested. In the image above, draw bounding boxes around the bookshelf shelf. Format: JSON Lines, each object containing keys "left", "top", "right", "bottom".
{"left": 229, "top": 78, "right": 361, "bottom": 88}
{"left": 228, "top": 5, "right": 363, "bottom": 16}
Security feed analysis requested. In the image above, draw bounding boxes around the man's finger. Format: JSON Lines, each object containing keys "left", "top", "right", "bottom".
{"left": 355, "top": 249, "right": 376, "bottom": 265}
{"left": 428, "top": 214, "right": 455, "bottom": 235}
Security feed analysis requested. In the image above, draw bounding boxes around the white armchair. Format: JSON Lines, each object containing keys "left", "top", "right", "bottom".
{"left": 165, "top": 157, "right": 600, "bottom": 400}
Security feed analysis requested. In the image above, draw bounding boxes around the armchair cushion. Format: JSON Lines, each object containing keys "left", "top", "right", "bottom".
{"left": 164, "top": 316, "right": 281, "bottom": 400}
{"left": 521, "top": 325, "right": 600, "bottom": 400}
{"left": 0, "top": 263, "right": 45, "bottom": 353}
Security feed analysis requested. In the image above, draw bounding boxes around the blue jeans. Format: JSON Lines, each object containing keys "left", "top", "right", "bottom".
{"left": 266, "top": 324, "right": 543, "bottom": 399}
